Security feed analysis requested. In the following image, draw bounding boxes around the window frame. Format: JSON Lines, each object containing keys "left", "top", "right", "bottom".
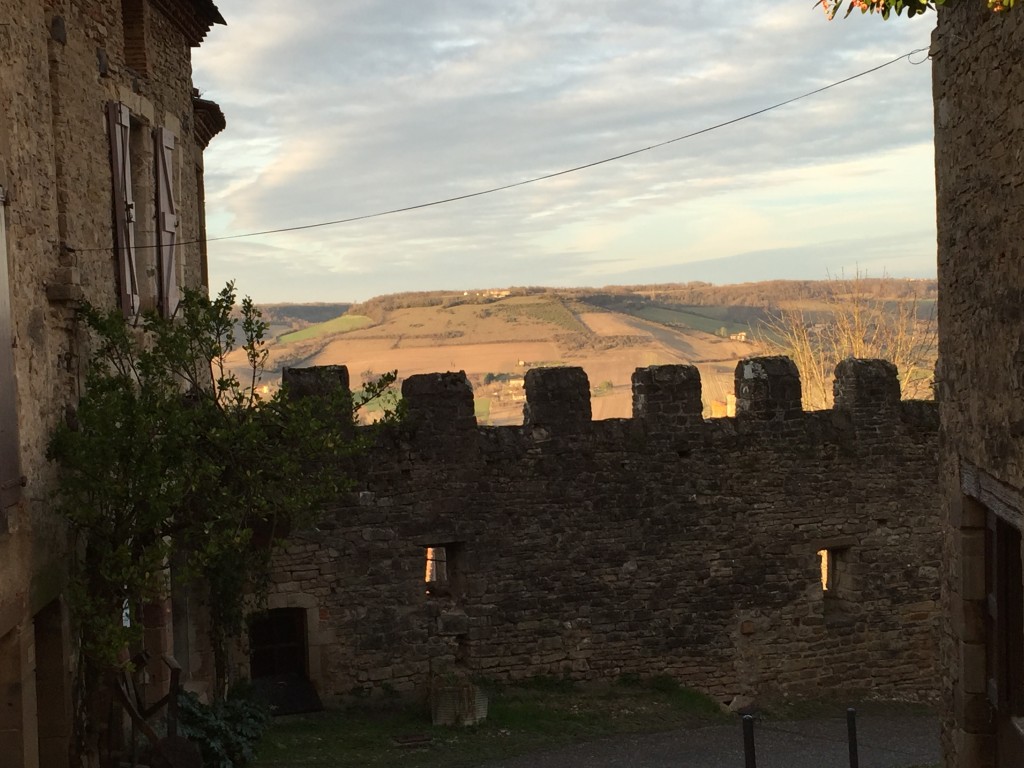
{"left": 985, "top": 511, "right": 1024, "bottom": 714}
{"left": 424, "top": 542, "right": 466, "bottom": 598}
{"left": 816, "top": 543, "right": 853, "bottom": 597}
{"left": 425, "top": 546, "right": 449, "bottom": 595}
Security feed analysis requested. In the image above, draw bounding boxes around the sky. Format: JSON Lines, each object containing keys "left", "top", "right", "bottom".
{"left": 192, "top": 2, "right": 938, "bottom": 303}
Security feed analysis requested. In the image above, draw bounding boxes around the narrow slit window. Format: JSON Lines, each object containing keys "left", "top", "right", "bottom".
{"left": 817, "top": 546, "right": 852, "bottom": 597}
{"left": 817, "top": 548, "right": 835, "bottom": 593}
{"left": 425, "top": 547, "right": 447, "bottom": 591}
{"left": 424, "top": 542, "right": 466, "bottom": 597}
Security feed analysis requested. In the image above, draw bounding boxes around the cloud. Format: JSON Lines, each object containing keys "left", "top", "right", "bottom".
{"left": 194, "top": 1, "right": 936, "bottom": 302}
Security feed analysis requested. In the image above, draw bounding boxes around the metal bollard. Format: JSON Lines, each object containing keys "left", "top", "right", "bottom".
{"left": 847, "top": 707, "right": 859, "bottom": 768}
{"left": 743, "top": 714, "right": 756, "bottom": 768}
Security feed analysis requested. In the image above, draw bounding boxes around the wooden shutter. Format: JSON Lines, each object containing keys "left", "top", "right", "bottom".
{"left": 0, "top": 186, "right": 21, "bottom": 510}
{"left": 107, "top": 102, "right": 139, "bottom": 318}
{"left": 154, "top": 127, "right": 178, "bottom": 317}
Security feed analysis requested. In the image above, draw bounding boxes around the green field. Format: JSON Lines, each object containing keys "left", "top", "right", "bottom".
{"left": 579, "top": 296, "right": 755, "bottom": 337}
{"left": 474, "top": 397, "right": 492, "bottom": 424}
{"left": 279, "top": 315, "right": 374, "bottom": 344}
{"left": 631, "top": 306, "right": 749, "bottom": 336}
{"left": 493, "top": 298, "right": 588, "bottom": 334}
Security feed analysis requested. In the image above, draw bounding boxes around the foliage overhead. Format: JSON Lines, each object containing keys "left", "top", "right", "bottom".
{"left": 819, "top": 0, "right": 1015, "bottom": 18}
{"left": 49, "top": 283, "right": 394, "bottom": 685}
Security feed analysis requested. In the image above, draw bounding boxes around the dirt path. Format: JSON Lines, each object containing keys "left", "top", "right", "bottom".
{"left": 479, "top": 713, "right": 939, "bottom": 768}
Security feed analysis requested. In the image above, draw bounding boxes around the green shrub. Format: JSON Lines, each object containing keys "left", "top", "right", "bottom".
{"left": 178, "top": 685, "right": 270, "bottom": 768}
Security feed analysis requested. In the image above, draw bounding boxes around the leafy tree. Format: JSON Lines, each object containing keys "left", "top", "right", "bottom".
{"left": 49, "top": 283, "right": 394, "bottom": 756}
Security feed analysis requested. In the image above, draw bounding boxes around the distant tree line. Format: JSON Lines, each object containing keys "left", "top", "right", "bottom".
{"left": 342, "top": 279, "right": 937, "bottom": 321}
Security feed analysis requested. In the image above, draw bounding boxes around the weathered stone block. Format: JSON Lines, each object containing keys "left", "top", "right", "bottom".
{"left": 283, "top": 365, "right": 351, "bottom": 399}
{"left": 402, "top": 371, "right": 476, "bottom": 432}
{"left": 45, "top": 284, "right": 83, "bottom": 303}
{"left": 631, "top": 364, "right": 702, "bottom": 429}
{"left": 833, "top": 358, "right": 901, "bottom": 414}
{"left": 734, "top": 356, "right": 802, "bottom": 420}
{"left": 523, "top": 366, "right": 591, "bottom": 431}
{"left": 960, "top": 641, "right": 986, "bottom": 694}
{"left": 437, "top": 611, "right": 469, "bottom": 636}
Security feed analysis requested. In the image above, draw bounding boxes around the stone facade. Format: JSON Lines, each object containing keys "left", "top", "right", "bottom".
{"left": 247, "top": 358, "right": 941, "bottom": 709}
{"left": 0, "top": 2, "right": 223, "bottom": 765}
{"left": 932, "top": 4, "right": 1024, "bottom": 766}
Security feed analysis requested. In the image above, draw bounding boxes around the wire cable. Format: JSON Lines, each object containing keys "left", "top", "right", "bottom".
{"left": 757, "top": 720, "right": 931, "bottom": 759}
{"left": 77, "top": 46, "right": 929, "bottom": 253}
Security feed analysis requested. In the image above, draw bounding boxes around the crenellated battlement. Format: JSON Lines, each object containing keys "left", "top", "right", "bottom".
{"left": 264, "top": 356, "right": 940, "bottom": 709}
{"left": 734, "top": 356, "right": 803, "bottom": 420}
{"left": 282, "top": 364, "right": 350, "bottom": 399}
{"left": 401, "top": 371, "right": 476, "bottom": 433}
{"left": 832, "top": 358, "right": 902, "bottom": 415}
{"left": 523, "top": 366, "right": 592, "bottom": 431}
{"left": 632, "top": 364, "right": 703, "bottom": 431}
{"left": 286, "top": 356, "right": 935, "bottom": 437}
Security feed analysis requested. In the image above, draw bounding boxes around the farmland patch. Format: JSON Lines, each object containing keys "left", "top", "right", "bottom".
{"left": 278, "top": 315, "right": 374, "bottom": 344}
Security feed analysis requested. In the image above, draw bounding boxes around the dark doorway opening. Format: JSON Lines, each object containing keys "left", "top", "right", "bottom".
{"left": 248, "top": 608, "right": 322, "bottom": 715}
{"left": 250, "top": 608, "right": 306, "bottom": 679}
{"left": 34, "top": 600, "right": 70, "bottom": 768}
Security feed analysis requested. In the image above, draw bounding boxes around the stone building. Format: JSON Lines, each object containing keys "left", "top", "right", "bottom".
{"left": 247, "top": 358, "right": 942, "bottom": 710}
{"left": 0, "top": 1, "right": 224, "bottom": 765}
{"left": 933, "top": 3, "right": 1024, "bottom": 766}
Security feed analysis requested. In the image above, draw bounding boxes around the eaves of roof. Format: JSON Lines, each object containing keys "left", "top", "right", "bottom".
{"left": 152, "top": 0, "right": 226, "bottom": 47}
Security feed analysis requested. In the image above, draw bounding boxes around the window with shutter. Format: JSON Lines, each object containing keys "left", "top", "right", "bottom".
{"left": 107, "top": 101, "right": 140, "bottom": 318}
{"left": 154, "top": 127, "right": 179, "bottom": 317}
{"left": 0, "top": 185, "right": 21, "bottom": 514}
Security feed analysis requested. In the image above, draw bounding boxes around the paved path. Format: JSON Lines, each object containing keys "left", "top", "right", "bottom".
{"left": 480, "top": 714, "right": 939, "bottom": 768}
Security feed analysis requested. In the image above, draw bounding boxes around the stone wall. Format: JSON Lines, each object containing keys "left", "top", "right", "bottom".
{"left": 0, "top": 2, "right": 223, "bottom": 764}
{"left": 252, "top": 357, "right": 941, "bottom": 709}
{"left": 932, "top": 3, "right": 1024, "bottom": 766}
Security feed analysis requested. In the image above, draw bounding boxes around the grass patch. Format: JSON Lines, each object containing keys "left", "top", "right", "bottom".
{"left": 493, "top": 298, "right": 589, "bottom": 334}
{"left": 278, "top": 315, "right": 374, "bottom": 344}
{"left": 613, "top": 674, "right": 722, "bottom": 716}
{"left": 254, "top": 678, "right": 725, "bottom": 768}
{"left": 630, "top": 306, "right": 749, "bottom": 336}
{"left": 474, "top": 397, "right": 491, "bottom": 423}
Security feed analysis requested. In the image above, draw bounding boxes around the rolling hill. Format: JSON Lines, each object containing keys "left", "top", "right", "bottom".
{"left": 228, "top": 279, "right": 937, "bottom": 426}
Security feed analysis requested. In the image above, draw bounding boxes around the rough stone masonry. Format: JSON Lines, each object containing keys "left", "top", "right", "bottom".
{"left": 242, "top": 356, "right": 940, "bottom": 708}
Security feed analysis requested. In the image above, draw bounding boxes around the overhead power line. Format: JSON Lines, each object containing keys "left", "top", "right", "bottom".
{"left": 80, "top": 47, "right": 929, "bottom": 252}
